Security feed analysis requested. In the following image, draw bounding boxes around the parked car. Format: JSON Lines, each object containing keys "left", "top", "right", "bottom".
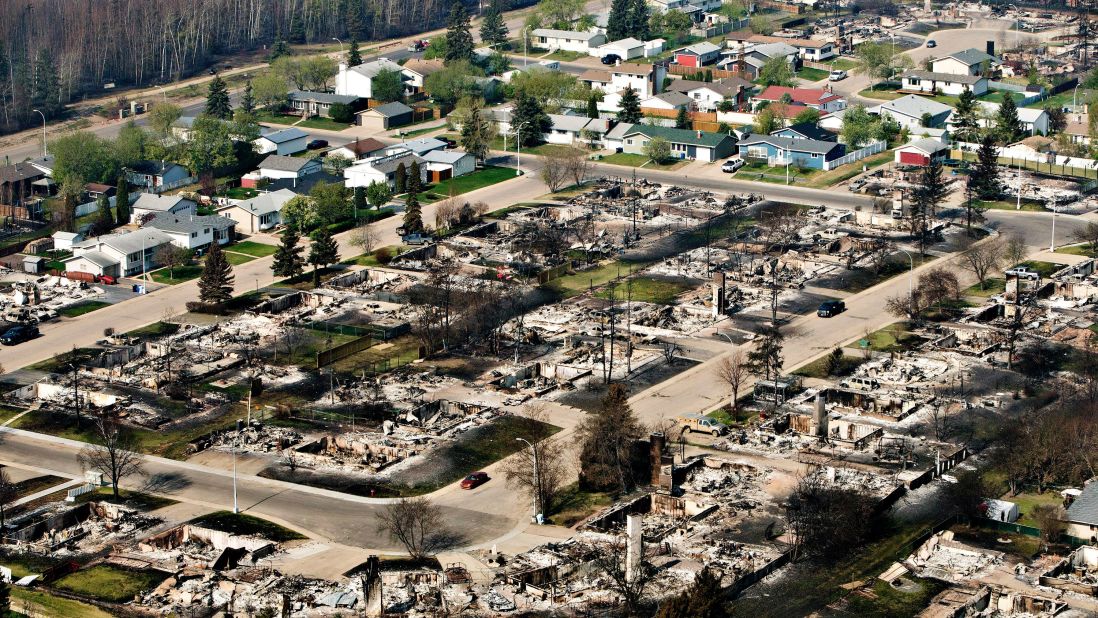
{"left": 402, "top": 233, "right": 431, "bottom": 245}
{"left": 307, "top": 139, "right": 328, "bottom": 150}
{"left": 678, "top": 414, "right": 728, "bottom": 436}
{"left": 1005, "top": 266, "right": 1040, "bottom": 280}
{"left": 828, "top": 69, "right": 847, "bottom": 81}
{"left": 460, "top": 472, "right": 490, "bottom": 489}
{"left": 817, "top": 300, "right": 846, "bottom": 317}
{"left": 601, "top": 54, "right": 622, "bottom": 65}
{"left": 439, "top": 136, "right": 457, "bottom": 148}
{"left": 99, "top": 275, "right": 117, "bottom": 285}
{"left": 926, "top": 39, "right": 937, "bottom": 48}
{"left": 721, "top": 158, "right": 745, "bottom": 173}
{"left": 407, "top": 39, "right": 428, "bottom": 52}
{"left": 1, "top": 324, "right": 39, "bottom": 345}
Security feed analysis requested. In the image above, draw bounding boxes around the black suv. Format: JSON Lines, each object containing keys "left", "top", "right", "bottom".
{"left": 817, "top": 300, "right": 846, "bottom": 318}
{"left": 601, "top": 54, "right": 622, "bottom": 65}
{"left": 0, "top": 324, "right": 39, "bottom": 345}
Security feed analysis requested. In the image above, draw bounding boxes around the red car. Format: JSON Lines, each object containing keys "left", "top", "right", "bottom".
{"left": 460, "top": 472, "right": 489, "bottom": 490}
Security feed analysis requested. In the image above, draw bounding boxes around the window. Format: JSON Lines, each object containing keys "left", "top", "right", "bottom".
{"left": 191, "top": 232, "right": 197, "bottom": 238}
{"left": 811, "top": 153, "right": 819, "bottom": 158}
{"left": 626, "top": 139, "right": 634, "bottom": 145}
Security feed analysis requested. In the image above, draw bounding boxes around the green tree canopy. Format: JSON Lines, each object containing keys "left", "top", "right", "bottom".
{"left": 372, "top": 69, "right": 405, "bottom": 103}
{"left": 50, "top": 131, "right": 120, "bottom": 186}
{"left": 205, "top": 75, "right": 232, "bottom": 119}
{"left": 445, "top": 3, "right": 475, "bottom": 64}
{"left": 757, "top": 56, "right": 794, "bottom": 87}
{"left": 198, "top": 241, "right": 234, "bottom": 305}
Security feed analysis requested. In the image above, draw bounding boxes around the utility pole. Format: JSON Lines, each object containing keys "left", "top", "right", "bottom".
{"left": 232, "top": 418, "right": 242, "bottom": 514}
{"left": 515, "top": 438, "right": 540, "bottom": 523}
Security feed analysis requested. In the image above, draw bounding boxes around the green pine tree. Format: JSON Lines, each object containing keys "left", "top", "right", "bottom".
{"left": 348, "top": 38, "right": 363, "bottom": 66}
{"left": 996, "top": 94, "right": 1023, "bottom": 142}
{"left": 394, "top": 162, "right": 407, "bottom": 193}
{"left": 205, "top": 75, "right": 232, "bottom": 119}
{"left": 587, "top": 94, "right": 600, "bottom": 119}
{"left": 240, "top": 81, "right": 255, "bottom": 113}
{"left": 675, "top": 106, "right": 690, "bottom": 129}
{"left": 198, "top": 240, "right": 234, "bottom": 306}
{"left": 970, "top": 134, "right": 1003, "bottom": 201}
{"left": 115, "top": 174, "right": 131, "bottom": 225}
{"left": 353, "top": 186, "right": 368, "bottom": 215}
{"left": 272, "top": 228, "right": 305, "bottom": 278}
{"left": 460, "top": 99, "right": 491, "bottom": 162}
{"left": 288, "top": 16, "right": 306, "bottom": 44}
{"left": 617, "top": 87, "right": 642, "bottom": 124}
{"left": 511, "top": 92, "right": 551, "bottom": 146}
{"left": 407, "top": 161, "right": 423, "bottom": 195}
{"left": 953, "top": 87, "right": 979, "bottom": 141}
{"left": 403, "top": 192, "right": 424, "bottom": 234}
{"left": 94, "top": 193, "right": 114, "bottom": 234}
{"left": 626, "top": 0, "right": 651, "bottom": 40}
{"left": 308, "top": 227, "right": 340, "bottom": 285}
{"left": 607, "top": 0, "right": 631, "bottom": 41}
{"left": 445, "top": 3, "right": 474, "bottom": 64}
{"left": 911, "top": 158, "right": 952, "bottom": 254}
{"left": 480, "top": 1, "right": 509, "bottom": 47}
{"left": 269, "top": 38, "right": 291, "bottom": 61}
{"left": 31, "top": 49, "right": 62, "bottom": 118}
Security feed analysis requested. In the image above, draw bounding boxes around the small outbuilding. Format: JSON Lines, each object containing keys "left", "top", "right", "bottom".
{"left": 982, "top": 498, "right": 1020, "bottom": 523}
{"left": 356, "top": 102, "right": 415, "bottom": 131}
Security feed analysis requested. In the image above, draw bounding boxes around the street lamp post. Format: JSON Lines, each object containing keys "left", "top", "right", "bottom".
{"left": 514, "top": 121, "right": 527, "bottom": 177}
{"left": 232, "top": 418, "right": 242, "bottom": 513}
{"left": 155, "top": 85, "right": 167, "bottom": 102}
{"left": 515, "top": 437, "right": 540, "bottom": 523}
{"left": 1050, "top": 206, "right": 1057, "bottom": 252}
{"left": 522, "top": 27, "right": 530, "bottom": 67}
{"left": 1074, "top": 84, "right": 1081, "bottom": 110}
{"left": 31, "top": 109, "right": 46, "bottom": 158}
{"left": 897, "top": 248, "right": 915, "bottom": 305}
{"left": 333, "top": 38, "right": 345, "bottom": 55}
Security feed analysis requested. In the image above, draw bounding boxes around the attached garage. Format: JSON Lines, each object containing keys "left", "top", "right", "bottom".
{"left": 356, "top": 102, "right": 414, "bottom": 131}
{"left": 894, "top": 138, "right": 949, "bottom": 167}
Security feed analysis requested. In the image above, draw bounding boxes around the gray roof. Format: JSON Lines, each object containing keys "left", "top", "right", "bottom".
{"left": 647, "top": 91, "right": 693, "bottom": 107}
{"left": 260, "top": 128, "right": 309, "bottom": 144}
{"left": 364, "top": 101, "right": 414, "bottom": 118}
{"left": 939, "top": 48, "right": 1000, "bottom": 67}
{"left": 66, "top": 251, "right": 116, "bottom": 268}
{"left": 666, "top": 78, "right": 753, "bottom": 97}
{"left": 422, "top": 149, "right": 472, "bottom": 165}
{"left": 532, "top": 28, "right": 602, "bottom": 41}
{"left": 259, "top": 154, "right": 319, "bottom": 173}
{"left": 349, "top": 151, "right": 425, "bottom": 175}
{"left": 751, "top": 42, "right": 799, "bottom": 59}
{"left": 76, "top": 228, "right": 173, "bottom": 254}
{"left": 621, "top": 124, "right": 737, "bottom": 149}
{"left": 876, "top": 95, "right": 953, "bottom": 120}
{"left": 130, "top": 160, "right": 187, "bottom": 176}
{"left": 132, "top": 194, "right": 195, "bottom": 213}
{"left": 348, "top": 58, "right": 404, "bottom": 78}
{"left": 901, "top": 70, "right": 985, "bottom": 85}
{"left": 681, "top": 42, "right": 721, "bottom": 56}
{"left": 605, "top": 122, "right": 636, "bottom": 141}
{"left": 737, "top": 133, "right": 842, "bottom": 155}
{"left": 232, "top": 188, "right": 298, "bottom": 216}
{"left": 145, "top": 211, "right": 235, "bottom": 234}
{"left": 901, "top": 138, "right": 949, "bottom": 154}
{"left": 400, "top": 137, "right": 447, "bottom": 156}
{"left": 549, "top": 113, "right": 594, "bottom": 132}
{"left": 1067, "top": 482, "right": 1098, "bottom": 526}
{"left": 289, "top": 90, "right": 360, "bottom": 105}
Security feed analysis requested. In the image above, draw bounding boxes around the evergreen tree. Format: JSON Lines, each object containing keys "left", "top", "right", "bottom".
{"left": 205, "top": 75, "right": 232, "bottom": 120}
{"left": 910, "top": 158, "right": 952, "bottom": 254}
{"left": 353, "top": 186, "right": 368, "bottom": 215}
{"left": 288, "top": 16, "right": 306, "bottom": 44}
{"left": 272, "top": 228, "right": 305, "bottom": 278}
{"left": 626, "top": 0, "right": 651, "bottom": 40}
{"left": 511, "top": 92, "right": 551, "bottom": 147}
{"left": 460, "top": 99, "right": 491, "bottom": 162}
{"left": 746, "top": 326, "right": 784, "bottom": 383}
{"left": 198, "top": 241, "right": 234, "bottom": 306}
{"left": 952, "top": 87, "right": 979, "bottom": 142}
{"left": 675, "top": 106, "right": 690, "bottom": 129}
{"left": 0, "top": 576, "right": 10, "bottom": 617}
{"left": 115, "top": 174, "right": 131, "bottom": 225}
{"left": 969, "top": 134, "right": 1003, "bottom": 201}
{"left": 94, "top": 193, "right": 114, "bottom": 234}
{"left": 394, "top": 162, "right": 408, "bottom": 193}
{"left": 240, "top": 81, "right": 256, "bottom": 114}
{"left": 587, "top": 93, "right": 600, "bottom": 119}
{"left": 445, "top": 3, "right": 475, "bottom": 64}
{"left": 480, "top": 1, "right": 509, "bottom": 47}
{"left": 606, "top": 0, "right": 631, "bottom": 41}
{"left": 617, "top": 87, "right": 642, "bottom": 124}
{"left": 31, "top": 49, "right": 62, "bottom": 119}
{"left": 577, "top": 384, "right": 644, "bottom": 493}
{"left": 655, "top": 568, "right": 727, "bottom": 618}
{"left": 996, "top": 94, "right": 1023, "bottom": 142}
{"left": 308, "top": 227, "right": 340, "bottom": 285}
{"left": 403, "top": 192, "right": 424, "bottom": 234}
{"left": 408, "top": 160, "right": 423, "bottom": 195}
{"left": 348, "top": 38, "right": 363, "bottom": 66}
{"left": 269, "top": 38, "right": 291, "bottom": 61}
{"left": 346, "top": 0, "right": 369, "bottom": 40}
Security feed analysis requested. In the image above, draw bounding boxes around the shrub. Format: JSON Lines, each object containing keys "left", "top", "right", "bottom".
{"left": 374, "top": 247, "right": 394, "bottom": 265}
{"left": 185, "top": 301, "right": 225, "bottom": 315}
{"left": 329, "top": 102, "right": 354, "bottom": 123}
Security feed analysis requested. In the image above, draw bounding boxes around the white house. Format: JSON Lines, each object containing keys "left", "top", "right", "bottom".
{"left": 895, "top": 138, "right": 950, "bottom": 166}
{"left": 142, "top": 212, "right": 236, "bottom": 251}
{"left": 329, "top": 138, "right": 388, "bottom": 161}
{"left": 900, "top": 71, "right": 989, "bottom": 96}
{"left": 344, "top": 151, "right": 427, "bottom": 189}
{"left": 593, "top": 38, "right": 665, "bottom": 60}
{"left": 541, "top": 114, "right": 608, "bottom": 145}
{"left": 130, "top": 194, "right": 197, "bottom": 224}
{"left": 335, "top": 59, "right": 406, "bottom": 99}
{"left": 255, "top": 128, "right": 309, "bottom": 156}
{"left": 947, "top": 102, "right": 1051, "bottom": 136}
{"left": 871, "top": 95, "right": 954, "bottom": 130}
{"left": 604, "top": 62, "right": 666, "bottom": 98}
{"left": 386, "top": 137, "right": 448, "bottom": 157}
{"left": 930, "top": 48, "right": 1000, "bottom": 77}
{"left": 400, "top": 59, "right": 444, "bottom": 94}
{"left": 217, "top": 189, "right": 298, "bottom": 234}
{"left": 51, "top": 231, "right": 84, "bottom": 251}
{"left": 420, "top": 149, "right": 476, "bottom": 180}
{"left": 641, "top": 91, "right": 693, "bottom": 111}
{"left": 255, "top": 155, "right": 324, "bottom": 183}
{"left": 532, "top": 28, "right": 607, "bottom": 53}
{"left": 67, "top": 228, "right": 175, "bottom": 278}
{"left": 665, "top": 78, "right": 753, "bottom": 112}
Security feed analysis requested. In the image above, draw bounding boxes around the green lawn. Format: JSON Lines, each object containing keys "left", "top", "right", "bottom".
{"left": 77, "top": 487, "right": 178, "bottom": 511}
{"left": 599, "top": 152, "right": 687, "bottom": 170}
{"left": 843, "top": 578, "right": 948, "bottom": 618}
{"left": 230, "top": 240, "right": 278, "bottom": 257}
{"left": 808, "top": 150, "right": 895, "bottom": 188}
{"left": 150, "top": 263, "right": 202, "bottom": 284}
{"left": 738, "top": 160, "right": 822, "bottom": 184}
{"left": 0, "top": 404, "right": 26, "bottom": 424}
{"left": 189, "top": 511, "right": 306, "bottom": 542}
{"left": 420, "top": 165, "right": 517, "bottom": 202}
{"left": 964, "top": 277, "right": 1006, "bottom": 297}
{"left": 980, "top": 198, "right": 1046, "bottom": 212}
{"left": 1056, "top": 243, "right": 1097, "bottom": 258}
{"left": 123, "top": 321, "right": 180, "bottom": 340}
{"left": 858, "top": 85, "right": 903, "bottom": 100}
{"left": 796, "top": 66, "right": 829, "bottom": 81}
{"left": 54, "top": 565, "right": 169, "bottom": 603}
{"left": 12, "top": 588, "right": 113, "bottom": 618}
{"left": 297, "top": 116, "right": 351, "bottom": 131}
{"left": 793, "top": 352, "right": 867, "bottom": 380}
{"left": 1021, "top": 260, "right": 1065, "bottom": 277}
{"left": 828, "top": 58, "right": 859, "bottom": 71}
{"left": 865, "top": 322, "right": 922, "bottom": 353}
{"left": 224, "top": 252, "right": 256, "bottom": 266}
{"left": 547, "top": 483, "right": 614, "bottom": 527}
{"left": 59, "top": 301, "right": 111, "bottom": 318}
{"left": 481, "top": 135, "right": 580, "bottom": 157}
{"left": 594, "top": 276, "right": 695, "bottom": 305}
{"left": 341, "top": 244, "right": 409, "bottom": 267}
{"left": 542, "top": 49, "right": 586, "bottom": 61}
{"left": 546, "top": 258, "right": 656, "bottom": 298}
{"left": 223, "top": 186, "right": 259, "bottom": 200}
{"left": 255, "top": 110, "right": 301, "bottom": 125}
{"left": 1008, "top": 491, "right": 1064, "bottom": 527}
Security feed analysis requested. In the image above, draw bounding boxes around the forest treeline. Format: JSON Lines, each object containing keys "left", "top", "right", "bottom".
{"left": 0, "top": 0, "right": 526, "bottom": 133}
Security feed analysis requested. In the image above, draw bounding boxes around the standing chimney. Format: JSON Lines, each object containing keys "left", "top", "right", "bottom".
{"left": 986, "top": 41, "right": 995, "bottom": 57}
{"left": 649, "top": 432, "right": 665, "bottom": 485}
{"left": 625, "top": 514, "right": 643, "bottom": 582}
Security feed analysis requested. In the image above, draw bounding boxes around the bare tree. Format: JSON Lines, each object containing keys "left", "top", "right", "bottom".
{"left": 154, "top": 244, "right": 192, "bottom": 280}
{"left": 562, "top": 147, "right": 590, "bottom": 188}
{"left": 276, "top": 326, "right": 308, "bottom": 362}
{"left": 1072, "top": 221, "right": 1098, "bottom": 254}
{"left": 959, "top": 238, "right": 1004, "bottom": 290}
{"left": 1033, "top": 504, "right": 1067, "bottom": 549}
{"left": 866, "top": 239, "right": 896, "bottom": 275}
{"left": 1003, "top": 235, "right": 1028, "bottom": 267}
{"left": 714, "top": 350, "right": 747, "bottom": 420}
{"left": 376, "top": 497, "right": 448, "bottom": 561}
{"left": 592, "top": 540, "right": 656, "bottom": 615}
{"left": 0, "top": 466, "right": 15, "bottom": 530}
{"left": 349, "top": 223, "right": 379, "bottom": 255}
{"left": 784, "top": 473, "right": 877, "bottom": 561}
{"left": 502, "top": 404, "right": 570, "bottom": 518}
{"left": 77, "top": 413, "right": 145, "bottom": 497}
{"left": 539, "top": 150, "right": 569, "bottom": 192}
{"left": 661, "top": 340, "right": 680, "bottom": 365}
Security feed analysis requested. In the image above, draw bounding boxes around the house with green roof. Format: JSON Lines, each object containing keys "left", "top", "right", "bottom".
{"left": 607, "top": 123, "right": 737, "bottom": 162}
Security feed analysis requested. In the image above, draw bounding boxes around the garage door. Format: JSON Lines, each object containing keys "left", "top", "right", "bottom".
{"left": 899, "top": 151, "right": 928, "bottom": 166}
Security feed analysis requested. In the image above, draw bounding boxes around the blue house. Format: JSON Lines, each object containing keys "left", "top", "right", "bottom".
{"left": 771, "top": 122, "right": 836, "bottom": 142}
{"left": 737, "top": 134, "right": 845, "bottom": 170}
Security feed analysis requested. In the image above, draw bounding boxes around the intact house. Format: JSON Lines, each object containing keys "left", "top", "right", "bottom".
{"left": 717, "top": 41, "right": 801, "bottom": 79}
{"left": 330, "top": 138, "right": 388, "bottom": 161}
{"left": 0, "top": 162, "right": 47, "bottom": 218}
{"left": 1065, "top": 482, "right": 1098, "bottom": 543}
{"left": 732, "top": 34, "right": 837, "bottom": 61}
{"left": 753, "top": 86, "right": 846, "bottom": 113}
{"left": 420, "top": 149, "right": 476, "bottom": 182}
{"left": 344, "top": 150, "right": 428, "bottom": 190}
{"left": 66, "top": 228, "right": 175, "bottom": 278}
{"left": 243, "top": 155, "right": 324, "bottom": 188}
{"left": 141, "top": 212, "right": 236, "bottom": 252}
{"left": 356, "top": 101, "right": 414, "bottom": 131}
{"left": 607, "top": 124, "right": 737, "bottom": 162}
{"left": 951, "top": 102, "right": 1050, "bottom": 136}
{"left": 126, "top": 160, "right": 192, "bottom": 191}
{"left": 287, "top": 91, "right": 361, "bottom": 118}
{"left": 930, "top": 48, "right": 1001, "bottom": 77}
{"left": 592, "top": 38, "right": 665, "bottom": 61}
{"left": 254, "top": 128, "right": 309, "bottom": 156}
{"left": 737, "top": 134, "right": 845, "bottom": 169}
{"left": 871, "top": 95, "right": 954, "bottom": 130}
{"left": 648, "top": 0, "right": 722, "bottom": 12}
{"left": 772, "top": 122, "right": 837, "bottom": 142}
{"left": 895, "top": 138, "right": 950, "bottom": 166}
{"left": 388, "top": 137, "right": 448, "bottom": 158}
{"left": 130, "top": 194, "right": 197, "bottom": 224}
{"left": 641, "top": 91, "right": 694, "bottom": 112}
{"left": 532, "top": 28, "right": 607, "bottom": 53}
{"left": 335, "top": 58, "right": 408, "bottom": 99}
{"left": 665, "top": 78, "right": 753, "bottom": 111}
{"left": 52, "top": 231, "right": 84, "bottom": 251}
{"left": 1065, "top": 119, "right": 1090, "bottom": 146}
{"left": 582, "top": 63, "right": 667, "bottom": 112}
{"left": 674, "top": 42, "right": 722, "bottom": 67}
{"left": 544, "top": 114, "right": 611, "bottom": 146}
{"left": 400, "top": 59, "right": 444, "bottom": 95}
{"left": 899, "top": 71, "right": 989, "bottom": 97}
{"left": 217, "top": 188, "right": 298, "bottom": 234}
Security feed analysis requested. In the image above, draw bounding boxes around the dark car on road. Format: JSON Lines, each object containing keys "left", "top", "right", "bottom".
{"left": 460, "top": 472, "right": 489, "bottom": 490}
{"left": 1, "top": 324, "right": 39, "bottom": 345}
{"left": 817, "top": 300, "right": 846, "bottom": 318}
{"left": 307, "top": 139, "right": 329, "bottom": 150}
{"left": 601, "top": 54, "right": 621, "bottom": 65}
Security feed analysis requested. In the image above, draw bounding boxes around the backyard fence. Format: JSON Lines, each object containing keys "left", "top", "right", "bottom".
{"left": 823, "top": 139, "right": 887, "bottom": 171}
{"left": 952, "top": 143, "right": 1098, "bottom": 181}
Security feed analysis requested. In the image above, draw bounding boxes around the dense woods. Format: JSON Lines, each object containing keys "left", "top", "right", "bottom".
{"left": 0, "top": 0, "right": 517, "bottom": 132}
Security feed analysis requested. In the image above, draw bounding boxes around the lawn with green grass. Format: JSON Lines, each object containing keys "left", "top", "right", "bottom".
{"left": 828, "top": 58, "right": 859, "bottom": 71}
{"left": 12, "top": 588, "right": 113, "bottom": 618}
{"left": 858, "top": 85, "right": 903, "bottom": 100}
{"left": 547, "top": 483, "right": 614, "bottom": 527}
{"left": 150, "top": 264, "right": 202, "bottom": 284}
{"left": 808, "top": 150, "right": 894, "bottom": 188}
{"left": 980, "top": 198, "right": 1046, "bottom": 212}
{"left": 10, "top": 475, "right": 67, "bottom": 500}
{"left": 223, "top": 187, "right": 259, "bottom": 200}
{"left": 224, "top": 252, "right": 256, "bottom": 266}
{"left": 54, "top": 565, "right": 169, "bottom": 603}
{"left": 738, "top": 160, "right": 821, "bottom": 184}
{"left": 297, "top": 117, "right": 351, "bottom": 131}
{"left": 595, "top": 276, "right": 695, "bottom": 304}
{"left": 123, "top": 321, "right": 181, "bottom": 340}
{"left": 77, "top": 487, "right": 178, "bottom": 511}
{"left": 796, "top": 66, "right": 829, "bottom": 81}
{"left": 420, "top": 165, "right": 517, "bottom": 202}
{"left": 865, "top": 322, "right": 922, "bottom": 353}
{"left": 341, "top": 244, "right": 408, "bottom": 267}
{"left": 1056, "top": 243, "right": 1097, "bottom": 258}
{"left": 1021, "top": 260, "right": 1064, "bottom": 277}
{"left": 0, "top": 404, "right": 25, "bottom": 424}
{"left": 58, "top": 301, "right": 111, "bottom": 318}
{"left": 843, "top": 578, "right": 948, "bottom": 618}
{"left": 599, "top": 152, "right": 686, "bottom": 170}
{"left": 190, "top": 511, "right": 306, "bottom": 541}
{"left": 255, "top": 110, "right": 301, "bottom": 125}
{"left": 1007, "top": 491, "right": 1064, "bottom": 527}
{"left": 964, "top": 277, "right": 1006, "bottom": 297}
{"left": 546, "top": 258, "right": 655, "bottom": 298}
{"left": 400, "top": 124, "right": 445, "bottom": 138}
{"left": 229, "top": 240, "right": 278, "bottom": 257}
{"left": 542, "top": 49, "right": 586, "bottom": 61}
{"left": 793, "top": 352, "right": 867, "bottom": 379}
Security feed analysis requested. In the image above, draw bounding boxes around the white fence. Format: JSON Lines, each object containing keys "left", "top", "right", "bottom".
{"left": 823, "top": 139, "right": 886, "bottom": 171}
{"left": 954, "top": 141, "right": 1098, "bottom": 179}
{"left": 65, "top": 483, "right": 96, "bottom": 502}
{"left": 73, "top": 191, "right": 138, "bottom": 218}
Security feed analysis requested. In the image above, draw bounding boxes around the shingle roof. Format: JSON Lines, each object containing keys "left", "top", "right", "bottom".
{"left": 579, "top": 69, "right": 613, "bottom": 83}
{"left": 680, "top": 42, "right": 721, "bottom": 56}
{"left": 0, "top": 162, "right": 44, "bottom": 184}
{"left": 337, "top": 138, "right": 387, "bottom": 157}
{"left": 132, "top": 194, "right": 195, "bottom": 213}
{"left": 610, "top": 61, "right": 655, "bottom": 76}
{"left": 288, "top": 90, "right": 360, "bottom": 105}
{"left": 399, "top": 137, "right": 447, "bottom": 156}
{"left": 364, "top": 101, "right": 414, "bottom": 118}
{"left": 260, "top": 128, "right": 309, "bottom": 144}
{"left": 751, "top": 42, "right": 799, "bottom": 59}
{"left": 347, "top": 58, "right": 404, "bottom": 78}
{"left": 76, "top": 228, "right": 173, "bottom": 255}
{"left": 622, "top": 124, "right": 736, "bottom": 149}
{"left": 421, "top": 149, "right": 472, "bottom": 165}
{"left": 145, "top": 212, "right": 235, "bottom": 234}
{"left": 67, "top": 251, "right": 116, "bottom": 268}
{"left": 775, "top": 122, "right": 835, "bottom": 141}
{"left": 1067, "top": 482, "right": 1098, "bottom": 526}
{"left": 532, "top": 28, "right": 603, "bottom": 41}
{"left": 604, "top": 38, "right": 646, "bottom": 51}
{"left": 233, "top": 188, "right": 298, "bottom": 216}
{"left": 645, "top": 91, "right": 693, "bottom": 107}
{"left": 129, "top": 160, "right": 187, "bottom": 176}
{"left": 876, "top": 95, "right": 953, "bottom": 119}
{"left": 549, "top": 114, "right": 595, "bottom": 132}
{"left": 940, "top": 48, "right": 1000, "bottom": 67}
{"left": 756, "top": 86, "right": 842, "bottom": 105}
{"left": 401, "top": 58, "right": 445, "bottom": 77}
{"left": 666, "top": 78, "right": 753, "bottom": 97}
{"left": 737, "top": 133, "right": 842, "bottom": 155}
{"left": 901, "top": 70, "right": 985, "bottom": 85}
{"left": 259, "top": 154, "right": 319, "bottom": 172}
{"left": 900, "top": 138, "right": 949, "bottom": 154}
{"left": 348, "top": 151, "right": 425, "bottom": 175}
